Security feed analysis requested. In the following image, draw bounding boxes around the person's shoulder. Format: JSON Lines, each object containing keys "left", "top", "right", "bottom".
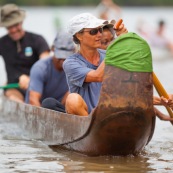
{"left": 32, "top": 56, "right": 52, "bottom": 70}
{"left": 24, "top": 32, "right": 49, "bottom": 50}
{"left": 64, "top": 53, "right": 79, "bottom": 62}
{"left": 63, "top": 53, "right": 82, "bottom": 69}
{"left": 25, "top": 31, "right": 46, "bottom": 40}
{"left": 25, "top": 31, "right": 43, "bottom": 37}
{"left": 0, "top": 34, "right": 10, "bottom": 42}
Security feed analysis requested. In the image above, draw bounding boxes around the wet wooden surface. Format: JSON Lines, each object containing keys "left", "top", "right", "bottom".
{"left": 0, "top": 65, "right": 155, "bottom": 156}
{"left": 0, "top": 96, "right": 92, "bottom": 145}
{"left": 63, "top": 66, "right": 155, "bottom": 156}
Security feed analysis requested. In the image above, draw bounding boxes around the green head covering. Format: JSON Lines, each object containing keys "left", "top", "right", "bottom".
{"left": 105, "top": 32, "right": 153, "bottom": 72}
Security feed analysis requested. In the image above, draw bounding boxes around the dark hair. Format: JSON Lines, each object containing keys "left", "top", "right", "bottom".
{"left": 73, "top": 35, "right": 80, "bottom": 44}
{"left": 103, "top": 25, "right": 115, "bottom": 37}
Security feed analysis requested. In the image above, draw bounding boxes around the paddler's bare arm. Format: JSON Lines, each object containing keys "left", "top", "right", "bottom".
{"left": 154, "top": 107, "right": 173, "bottom": 121}
{"left": 85, "top": 61, "right": 105, "bottom": 82}
{"left": 39, "top": 51, "right": 50, "bottom": 59}
{"left": 29, "top": 90, "right": 41, "bottom": 106}
{"left": 154, "top": 95, "right": 173, "bottom": 109}
{"left": 153, "top": 96, "right": 163, "bottom": 105}
{"left": 160, "top": 95, "right": 173, "bottom": 109}
{"left": 166, "top": 95, "right": 173, "bottom": 109}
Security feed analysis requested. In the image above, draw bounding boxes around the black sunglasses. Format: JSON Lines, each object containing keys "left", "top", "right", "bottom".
{"left": 82, "top": 27, "right": 103, "bottom": 35}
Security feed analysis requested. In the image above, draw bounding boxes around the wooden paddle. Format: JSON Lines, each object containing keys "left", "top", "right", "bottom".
{"left": 0, "top": 83, "right": 19, "bottom": 89}
{"left": 153, "top": 72, "right": 173, "bottom": 121}
{"left": 114, "top": 19, "right": 123, "bottom": 30}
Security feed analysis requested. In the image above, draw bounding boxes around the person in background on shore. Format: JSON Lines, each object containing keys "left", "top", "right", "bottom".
{"left": 25, "top": 32, "right": 75, "bottom": 112}
{"left": 63, "top": 13, "right": 127, "bottom": 116}
{"left": 0, "top": 4, "right": 50, "bottom": 103}
{"left": 137, "top": 19, "right": 173, "bottom": 55}
{"left": 149, "top": 20, "right": 173, "bottom": 54}
{"left": 95, "top": 0, "right": 122, "bottom": 21}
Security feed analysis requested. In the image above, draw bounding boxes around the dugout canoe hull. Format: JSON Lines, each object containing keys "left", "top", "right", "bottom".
{"left": 0, "top": 65, "right": 155, "bottom": 156}
{"left": 61, "top": 66, "right": 156, "bottom": 156}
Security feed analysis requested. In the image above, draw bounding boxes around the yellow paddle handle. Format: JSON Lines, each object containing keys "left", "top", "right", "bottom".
{"left": 153, "top": 72, "right": 173, "bottom": 118}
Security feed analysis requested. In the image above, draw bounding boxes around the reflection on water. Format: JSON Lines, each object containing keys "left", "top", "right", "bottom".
{"left": 1, "top": 106, "right": 173, "bottom": 172}
{"left": 51, "top": 147, "right": 155, "bottom": 173}
{"left": 0, "top": 122, "right": 63, "bottom": 173}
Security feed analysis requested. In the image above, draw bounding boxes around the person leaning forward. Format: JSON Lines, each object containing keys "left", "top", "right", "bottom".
{"left": 0, "top": 4, "right": 50, "bottom": 102}
{"left": 63, "top": 13, "right": 128, "bottom": 116}
{"left": 25, "top": 32, "right": 75, "bottom": 112}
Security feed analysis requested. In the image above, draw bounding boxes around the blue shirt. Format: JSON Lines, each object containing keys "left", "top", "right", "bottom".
{"left": 25, "top": 57, "right": 68, "bottom": 103}
{"left": 63, "top": 49, "right": 106, "bottom": 113}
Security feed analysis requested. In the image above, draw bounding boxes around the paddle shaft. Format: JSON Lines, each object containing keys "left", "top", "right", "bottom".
{"left": 153, "top": 72, "right": 173, "bottom": 123}
{"left": 0, "top": 83, "right": 19, "bottom": 89}
{"left": 114, "top": 19, "right": 123, "bottom": 29}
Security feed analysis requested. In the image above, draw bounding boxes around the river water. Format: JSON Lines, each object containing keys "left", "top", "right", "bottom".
{"left": 1, "top": 6, "right": 173, "bottom": 173}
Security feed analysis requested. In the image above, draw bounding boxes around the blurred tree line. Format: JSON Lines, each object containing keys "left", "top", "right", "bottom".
{"left": 0, "top": 0, "right": 173, "bottom": 6}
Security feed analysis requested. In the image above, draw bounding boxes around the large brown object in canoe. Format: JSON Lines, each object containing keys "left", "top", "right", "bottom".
{"left": 61, "top": 66, "right": 155, "bottom": 156}
{"left": 0, "top": 64, "right": 155, "bottom": 156}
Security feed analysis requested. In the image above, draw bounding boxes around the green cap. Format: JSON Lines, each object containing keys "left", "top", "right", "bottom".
{"left": 105, "top": 32, "right": 153, "bottom": 72}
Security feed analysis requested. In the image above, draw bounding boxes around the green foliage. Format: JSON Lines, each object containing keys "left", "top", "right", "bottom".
{"left": 0, "top": 0, "right": 173, "bottom": 6}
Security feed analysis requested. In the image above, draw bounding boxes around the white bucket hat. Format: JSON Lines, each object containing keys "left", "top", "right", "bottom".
{"left": 67, "top": 13, "right": 106, "bottom": 36}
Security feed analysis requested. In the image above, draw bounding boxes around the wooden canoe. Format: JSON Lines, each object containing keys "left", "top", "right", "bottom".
{"left": 0, "top": 65, "right": 155, "bottom": 156}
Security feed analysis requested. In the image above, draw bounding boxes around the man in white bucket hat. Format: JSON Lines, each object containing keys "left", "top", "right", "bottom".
{"left": 0, "top": 4, "right": 50, "bottom": 102}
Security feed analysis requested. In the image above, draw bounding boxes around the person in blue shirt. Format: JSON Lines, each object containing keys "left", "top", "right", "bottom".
{"left": 63, "top": 13, "right": 127, "bottom": 116}
{"left": 25, "top": 32, "right": 75, "bottom": 108}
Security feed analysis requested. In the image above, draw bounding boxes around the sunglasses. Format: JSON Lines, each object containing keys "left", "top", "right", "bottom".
{"left": 82, "top": 27, "right": 103, "bottom": 35}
